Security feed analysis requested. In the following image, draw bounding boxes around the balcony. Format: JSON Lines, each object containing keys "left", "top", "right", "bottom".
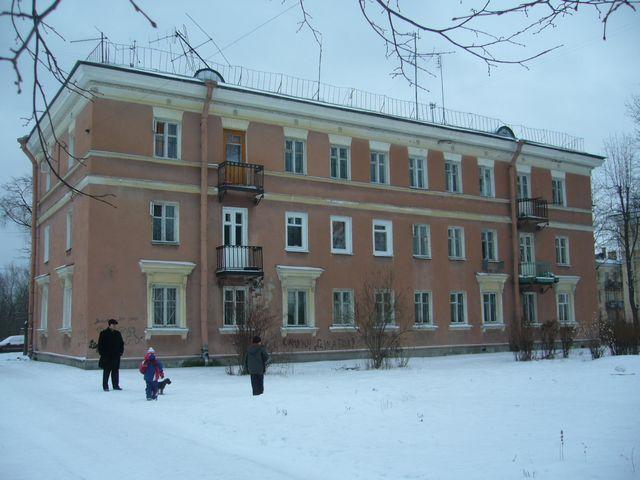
{"left": 517, "top": 198, "right": 549, "bottom": 230}
{"left": 481, "top": 259, "right": 505, "bottom": 274}
{"left": 519, "top": 261, "right": 558, "bottom": 287}
{"left": 605, "top": 279, "right": 623, "bottom": 291}
{"left": 217, "top": 161, "right": 264, "bottom": 203}
{"left": 216, "top": 245, "right": 264, "bottom": 279}
{"left": 606, "top": 300, "right": 625, "bottom": 310}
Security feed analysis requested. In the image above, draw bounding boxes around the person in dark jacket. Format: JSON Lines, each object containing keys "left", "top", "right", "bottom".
{"left": 245, "top": 335, "right": 269, "bottom": 395}
{"left": 97, "top": 318, "right": 125, "bottom": 391}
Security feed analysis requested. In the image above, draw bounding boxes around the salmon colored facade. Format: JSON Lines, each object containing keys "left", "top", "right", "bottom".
{"left": 24, "top": 62, "right": 604, "bottom": 368}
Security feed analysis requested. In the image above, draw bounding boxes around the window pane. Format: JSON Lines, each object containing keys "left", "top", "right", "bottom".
{"left": 333, "top": 221, "right": 346, "bottom": 249}
{"left": 374, "top": 230, "right": 387, "bottom": 252}
{"left": 287, "top": 291, "right": 296, "bottom": 325}
{"left": 168, "top": 123, "right": 177, "bottom": 136}
{"left": 152, "top": 217, "right": 162, "bottom": 241}
{"left": 155, "top": 135, "right": 164, "bottom": 157}
{"left": 297, "top": 291, "right": 306, "bottom": 325}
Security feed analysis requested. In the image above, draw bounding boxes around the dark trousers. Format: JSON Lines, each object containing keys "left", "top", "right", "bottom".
{"left": 250, "top": 374, "right": 264, "bottom": 395}
{"left": 145, "top": 380, "right": 158, "bottom": 399}
{"left": 102, "top": 357, "right": 120, "bottom": 389}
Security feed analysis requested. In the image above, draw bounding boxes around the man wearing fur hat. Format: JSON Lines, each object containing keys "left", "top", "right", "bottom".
{"left": 98, "top": 318, "right": 125, "bottom": 391}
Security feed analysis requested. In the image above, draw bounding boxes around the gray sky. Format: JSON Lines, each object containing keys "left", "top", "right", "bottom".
{"left": 0, "top": 0, "right": 638, "bottom": 266}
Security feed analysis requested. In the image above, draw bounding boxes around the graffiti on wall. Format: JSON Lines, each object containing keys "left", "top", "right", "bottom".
{"left": 279, "top": 336, "right": 357, "bottom": 352}
{"left": 88, "top": 317, "right": 144, "bottom": 349}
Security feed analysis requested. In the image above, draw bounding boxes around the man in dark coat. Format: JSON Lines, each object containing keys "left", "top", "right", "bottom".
{"left": 244, "top": 335, "right": 269, "bottom": 395}
{"left": 98, "top": 318, "right": 124, "bottom": 391}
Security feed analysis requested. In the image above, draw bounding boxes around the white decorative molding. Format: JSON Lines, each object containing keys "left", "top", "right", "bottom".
{"left": 408, "top": 146, "right": 428, "bottom": 157}
{"left": 551, "top": 169, "right": 566, "bottom": 179}
{"left": 284, "top": 127, "right": 308, "bottom": 140}
{"left": 329, "top": 134, "right": 352, "bottom": 146}
{"left": 152, "top": 106, "right": 184, "bottom": 122}
{"left": 369, "top": 140, "right": 390, "bottom": 152}
{"left": 444, "top": 152, "right": 462, "bottom": 162}
{"left": 221, "top": 117, "right": 249, "bottom": 131}
{"left": 276, "top": 265, "right": 324, "bottom": 335}
{"left": 516, "top": 164, "right": 532, "bottom": 174}
{"left": 477, "top": 157, "right": 494, "bottom": 168}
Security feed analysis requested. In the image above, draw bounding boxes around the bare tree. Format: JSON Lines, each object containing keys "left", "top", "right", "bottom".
{"left": 593, "top": 133, "right": 640, "bottom": 326}
{"left": 355, "top": 268, "right": 410, "bottom": 369}
{"left": 0, "top": 264, "right": 29, "bottom": 340}
{"left": 0, "top": 175, "right": 32, "bottom": 231}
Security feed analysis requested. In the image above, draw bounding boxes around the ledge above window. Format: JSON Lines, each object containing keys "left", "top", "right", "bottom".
{"left": 144, "top": 327, "right": 189, "bottom": 340}
{"left": 280, "top": 326, "right": 319, "bottom": 337}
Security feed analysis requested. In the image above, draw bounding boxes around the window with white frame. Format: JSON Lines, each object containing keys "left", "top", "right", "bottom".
{"left": 67, "top": 132, "right": 75, "bottom": 170}
{"left": 373, "top": 220, "right": 393, "bottom": 256}
{"left": 56, "top": 265, "right": 74, "bottom": 332}
{"left": 154, "top": 119, "right": 179, "bottom": 159}
{"left": 223, "top": 286, "right": 247, "bottom": 326}
{"left": 330, "top": 145, "right": 350, "bottom": 180}
{"left": 555, "top": 236, "right": 570, "bottom": 265}
{"left": 445, "top": 158, "right": 461, "bottom": 193}
{"left": 522, "top": 292, "right": 537, "bottom": 324}
{"left": 412, "top": 224, "right": 431, "bottom": 258}
{"left": 552, "top": 178, "right": 566, "bottom": 206}
{"left": 450, "top": 292, "right": 466, "bottom": 324}
{"left": 476, "top": 273, "right": 507, "bottom": 327}
{"left": 557, "top": 292, "right": 572, "bottom": 324}
{"left": 555, "top": 276, "right": 579, "bottom": 325}
{"left": 481, "top": 229, "right": 498, "bottom": 261}
{"left": 448, "top": 227, "right": 465, "bottom": 259}
{"left": 151, "top": 202, "right": 179, "bottom": 244}
{"left": 414, "top": 291, "right": 432, "bottom": 325}
{"left": 409, "top": 157, "right": 427, "bottom": 189}
{"left": 277, "top": 266, "right": 323, "bottom": 333}
{"left": 286, "top": 212, "right": 308, "bottom": 252}
{"left": 35, "top": 275, "right": 49, "bottom": 332}
{"left": 43, "top": 225, "right": 50, "bottom": 264}
{"left": 285, "top": 139, "right": 305, "bottom": 174}
{"left": 41, "top": 160, "right": 51, "bottom": 192}
{"left": 332, "top": 289, "right": 354, "bottom": 325}
{"left": 479, "top": 165, "right": 494, "bottom": 197}
{"left": 152, "top": 286, "right": 177, "bottom": 326}
{"left": 482, "top": 292, "right": 498, "bottom": 324}
{"left": 370, "top": 152, "right": 388, "bottom": 184}
{"left": 287, "top": 289, "right": 308, "bottom": 326}
{"left": 66, "top": 209, "right": 73, "bottom": 251}
{"left": 331, "top": 216, "right": 352, "bottom": 254}
{"left": 375, "top": 289, "right": 394, "bottom": 325}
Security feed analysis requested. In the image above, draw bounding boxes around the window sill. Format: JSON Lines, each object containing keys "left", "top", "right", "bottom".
{"left": 482, "top": 323, "right": 506, "bottom": 332}
{"left": 373, "top": 252, "right": 393, "bottom": 258}
{"left": 153, "top": 155, "right": 181, "bottom": 161}
{"left": 412, "top": 324, "right": 437, "bottom": 331}
{"left": 280, "top": 326, "right": 319, "bottom": 337}
{"left": 151, "top": 241, "right": 180, "bottom": 246}
{"left": 144, "top": 327, "right": 189, "bottom": 340}
{"left": 37, "top": 329, "right": 48, "bottom": 338}
{"left": 285, "top": 248, "right": 309, "bottom": 253}
{"left": 329, "top": 325, "right": 357, "bottom": 332}
{"left": 449, "top": 257, "right": 467, "bottom": 261}
{"left": 557, "top": 263, "right": 571, "bottom": 268}
{"left": 218, "top": 326, "right": 239, "bottom": 335}
{"left": 559, "top": 321, "right": 578, "bottom": 327}
{"left": 448, "top": 324, "right": 472, "bottom": 331}
{"left": 413, "top": 255, "right": 432, "bottom": 260}
{"left": 409, "top": 186, "right": 428, "bottom": 191}
{"left": 331, "top": 250, "right": 353, "bottom": 255}
{"left": 58, "top": 327, "right": 72, "bottom": 337}
{"left": 285, "top": 171, "right": 307, "bottom": 176}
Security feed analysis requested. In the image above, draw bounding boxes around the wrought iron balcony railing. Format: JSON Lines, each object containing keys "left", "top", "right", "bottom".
{"left": 217, "top": 161, "right": 264, "bottom": 201}
{"left": 216, "top": 245, "right": 263, "bottom": 277}
{"left": 605, "top": 279, "right": 623, "bottom": 291}
{"left": 517, "top": 198, "right": 549, "bottom": 229}
{"left": 519, "top": 261, "right": 556, "bottom": 284}
{"left": 481, "top": 259, "right": 505, "bottom": 274}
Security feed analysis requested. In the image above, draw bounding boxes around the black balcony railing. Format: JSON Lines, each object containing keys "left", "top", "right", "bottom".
{"left": 481, "top": 259, "right": 505, "bottom": 274}
{"left": 217, "top": 161, "right": 264, "bottom": 201}
{"left": 606, "top": 300, "right": 625, "bottom": 310}
{"left": 216, "top": 245, "right": 263, "bottom": 277}
{"left": 517, "top": 198, "right": 549, "bottom": 229}
{"left": 605, "top": 279, "right": 623, "bottom": 291}
{"left": 519, "top": 261, "right": 557, "bottom": 285}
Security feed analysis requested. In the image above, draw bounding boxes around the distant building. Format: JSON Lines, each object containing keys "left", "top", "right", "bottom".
{"left": 595, "top": 249, "right": 625, "bottom": 322}
{"left": 22, "top": 56, "right": 604, "bottom": 368}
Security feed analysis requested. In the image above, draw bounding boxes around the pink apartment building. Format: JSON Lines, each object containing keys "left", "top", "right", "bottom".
{"left": 21, "top": 60, "right": 604, "bottom": 368}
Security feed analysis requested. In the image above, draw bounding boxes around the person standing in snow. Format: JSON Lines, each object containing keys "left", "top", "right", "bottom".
{"left": 140, "top": 347, "right": 164, "bottom": 401}
{"left": 245, "top": 336, "right": 269, "bottom": 396}
{"left": 97, "top": 318, "right": 124, "bottom": 391}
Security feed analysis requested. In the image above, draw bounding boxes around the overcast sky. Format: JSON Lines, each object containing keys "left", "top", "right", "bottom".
{"left": 0, "top": 0, "right": 638, "bottom": 266}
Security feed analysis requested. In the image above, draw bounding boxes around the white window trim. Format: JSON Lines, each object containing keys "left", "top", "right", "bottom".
{"left": 55, "top": 264, "right": 74, "bottom": 336}
{"left": 332, "top": 288, "right": 355, "bottom": 327}
{"left": 476, "top": 273, "right": 508, "bottom": 331}
{"left": 409, "top": 155, "right": 428, "bottom": 190}
{"left": 330, "top": 215, "right": 353, "bottom": 255}
{"left": 276, "top": 265, "right": 323, "bottom": 336}
{"left": 481, "top": 229, "right": 499, "bottom": 261}
{"left": 66, "top": 209, "right": 73, "bottom": 251}
{"left": 67, "top": 130, "right": 75, "bottom": 170}
{"left": 412, "top": 224, "right": 432, "bottom": 258}
{"left": 555, "top": 236, "right": 571, "bottom": 266}
{"left": 151, "top": 201, "right": 180, "bottom": 244}
{"left": 285, "top": 138, "right": 307, "bottom": 175}
{"left": 43, "top": 225, "right": 50, "bottom": 264}
{"left": 444, "top": 152, "right": 462, "bottom": 194}
{"left": 374, "top": 289, "right": 397, "bottom": 326}
{"left": 479, "top": 164, "right": 495, "bottom": 198}
{"left": 370, "top": 151, "right": 390, "bottom": 185}
{"left": 552, "top": 177, "right": 568, "bottom": 207}
{"left": 330, "top": 144, "right": 351, "bottom": 180}
{"left": 285, "top": 211, "right": 309, "bottom": 252}
{"left": 35, "top": 274, "right": 50, "bottom": 335}
{"left": 448, "top": 226, "right": 466, "bottom": 260}
{"left": 153, "top": 117, "right": 182, "bottom": 160}
{"left": 139, "top": 260, "right": 195, "bottom": 339}
{"left": 448, "top": 291, "right": 470, "bottom": 329}
{"left": 522, "top": 292, "right": 539, "bottom": 327}
{"left": 413, "top": 290, "right": 435, "bottom": 328}
{"left": 372, "top": 219, "right": 393, "bottom": 257}
{"left": 222, "top": 286, "right": 249, "bottom": 329}
{"left": 554, "top": 275, "right": 580, "bottom": 325}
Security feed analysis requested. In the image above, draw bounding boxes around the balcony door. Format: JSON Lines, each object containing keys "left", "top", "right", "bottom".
{"left": 224, "top": 130, "right": 246, "bottom": 185}
{"left": 519, "top": 233, "right": 535, "bottom": 276}
{"left": 517, "top": 173, "right": 531, "bottom": 215}
{"left": 222, "top": 207, "right": 248, "bottom": 270}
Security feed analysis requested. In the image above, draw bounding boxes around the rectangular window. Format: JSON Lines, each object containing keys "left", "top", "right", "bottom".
{"left": 450, "top": 292, "right": 466, "bottom": 324}
{"left": 445, "top": 161, "right": 461, "bottom": 193}
{"left": 40, "top": 284, "right": 48, "bottom": 331}
{"left": 151, "top": 202, "right": 179, "bottom": 244}
{"left": 225, "top": 130, "right": 245, "bottom": 163}
{"left": 330, "top": 146, "right": 350, "bottom": 180}
{"left": 66, "top": 209, "right": 73, "bottom": 251}
{"left": 409, "top": 157, "right": 427, "bottom": 189}
{"left": 62, "top": 281, "right": 73, "bottom": 329}
{"left": 154, "top": 120, "right": 179, "bottom": 159}
{"left": 448, "top": 227, "right": 465, "bottom": 259}
{"left": 557, "top": 292, "right": 571, "bottom": 324}
{"left": 332, "top": 290, "right": 354, "bottom": 325}
{"left": 522, "top": 292, "right": 537, "bottom": 324}
{"left": 412, "top": 224, "right": 431, "bottom": 257}
{"left": 555, "top": 236, "right": 570, "bottom": 265}
{"left": 152, "top": 286, "right": 178, "bottom": 326}
{"left": 287, "top": 289, "right": 307, "bottom": 326}
{"left": 67, "top": 133, "right": 75, "bottom": 170}
{"left": 552, "top": 178, "right": 566, "bottom": 206}
{"left": 479, "top": 166, "right": 494, "bottom": 197}
{"left": 223, "top": 287, "right": 247, "bottom": 326}
{"left": 286, "top": 212, "right": 308, "bottom": 252}
{"left": 285, "top": 139, "right": 305, "bottom": 174}
{"left": 481, "top": 229, "right": 498, "bottom": 261}
{"left": 375, "top": 289, "right": 394, "bottom": 325}
{"left": 43, "top": 225, "right": 50, "bottom": 264}
{"left": 414, "top": 291, "right": 432, "bottom": 325}
{"left": 370, "top": 152, "right": 388, "bottom": 184}
{"left": 482, "top": 292, "right": 498, "bottom": 324}
{"left": 372, "top": 220, "right": 393, "bottom": 256}
{"left": 330, "top": 216, "right": 352, "bottom": 254}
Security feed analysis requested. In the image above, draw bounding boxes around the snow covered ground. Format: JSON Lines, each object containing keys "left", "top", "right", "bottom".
{"left": 1, "top": 350, "right": 638, "bottom": 480}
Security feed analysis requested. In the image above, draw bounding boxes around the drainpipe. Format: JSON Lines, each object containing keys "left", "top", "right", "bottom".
{"left": 200, "top": 81, "right": 214, "bottom": 363}
{"left": 509, "top": 140, "right": 525, "bottom": 329}
{"left": 18, "top": 136, "right": 39, "bottom": 358}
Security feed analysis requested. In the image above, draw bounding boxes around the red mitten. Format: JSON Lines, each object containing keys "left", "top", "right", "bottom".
{"left": 160, "top": 372, "right": 164, "bottom": 379}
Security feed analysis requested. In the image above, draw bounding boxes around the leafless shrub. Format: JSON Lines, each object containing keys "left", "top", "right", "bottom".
{"left": 580, "top": 314, "right": 608, "bottom": 360}
{"left": 559, "top": 325, "right": 576, "bottom": 358}
{"left": 607, "top": 320, "right": 640, "bottom": 355}
{"left": 508, "top": 320, "right": 535, "bottom": 362}
{"left": 539, "top": 320, "right": 558, "bottom": 359}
